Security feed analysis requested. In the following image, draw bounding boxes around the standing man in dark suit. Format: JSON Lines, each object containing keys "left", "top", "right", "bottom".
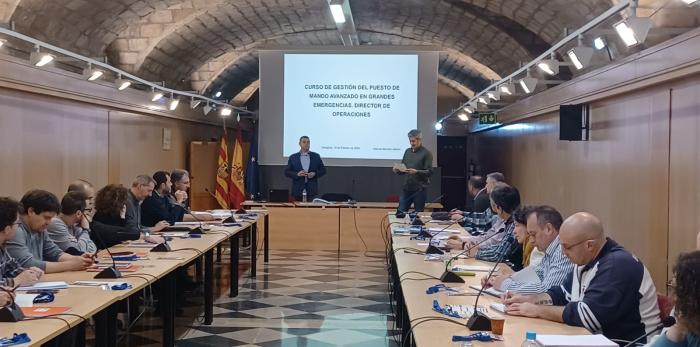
{"left": 285, "top": 136, "right": 326, "bottom": 201}
{"left": 468, "top": 175, "right": 490, "bottom": 213}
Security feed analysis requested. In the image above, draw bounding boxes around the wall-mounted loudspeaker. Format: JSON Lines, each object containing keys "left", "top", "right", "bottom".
{"left": 559, "top": 104, "right": 590, "bottom": 141}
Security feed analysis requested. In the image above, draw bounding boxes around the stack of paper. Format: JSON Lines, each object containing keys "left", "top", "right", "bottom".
{"left": 16, "top": 281, "right": 68, "bottom": 291}
{"left": 536, "top": 335, "right": 617, "bottom": 347}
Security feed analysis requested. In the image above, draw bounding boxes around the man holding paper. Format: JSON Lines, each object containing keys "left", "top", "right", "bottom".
{"left": 394, "top": 129, "right": 433, "bottom": 212}
{"left": 483, "top": 205, "right": 573, "bottom": 294}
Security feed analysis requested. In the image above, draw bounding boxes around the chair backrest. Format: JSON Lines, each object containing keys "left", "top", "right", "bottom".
{"left": 657, "top": 293, "right": 675, "bottom": 321}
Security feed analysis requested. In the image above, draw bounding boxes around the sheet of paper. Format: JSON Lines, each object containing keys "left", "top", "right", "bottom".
{"left": 15, "top": 294, "right": 38, "bottom": 307}
{"left": 16, "top": 281, "right": 68, "bottom": 291}
{"left": 536, "top": 334, "right": 617, "bottom": 347}
{"left": 468, "top": 284, "right": 504, "bottom": 297}
{"left": 393, "top": 162, "right": 407, "bottom": 172}
{"left": 510, "top": 266, "right": 540, "bottom": 283}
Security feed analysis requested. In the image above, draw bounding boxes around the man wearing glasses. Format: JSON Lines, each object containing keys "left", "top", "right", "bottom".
{"left": 504, "top": 212, "right": 661, "bottom": 344}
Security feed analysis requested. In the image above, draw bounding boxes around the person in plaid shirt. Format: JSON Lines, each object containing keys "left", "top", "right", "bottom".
{"left": 0, "top": 197, "right": 43, "bottom": 289}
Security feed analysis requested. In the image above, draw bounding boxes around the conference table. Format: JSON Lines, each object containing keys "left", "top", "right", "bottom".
{"left": 242, "top": 200, "right": 442, "bottom": 252}
{"left": 0, "top": 211, "right": 266, "bottom": 347}
{"left": 388, "top": 214, "right": 588, "bottom": 346}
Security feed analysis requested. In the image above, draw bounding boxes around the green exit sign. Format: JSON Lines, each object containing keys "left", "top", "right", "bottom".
{"left": 479, "top": 113, "right": 497, "bottom": 125}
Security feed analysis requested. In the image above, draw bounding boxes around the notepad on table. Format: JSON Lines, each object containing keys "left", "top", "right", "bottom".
{"left": 21, "top": 307, "right": 70, "bottom": 317}
{"left": 468, "top": 284, "right": 504, "bottom": 297}
{"left": 15, "top": 294, "right": 38, "bottom": 307}
{"left": 16, "top": 281, "right": 68, "bottom": 291}
{"left": 535, "top": 334, "right": 617, "bottom": 347}
{"left": 452, "top": 265, "right": 500, "bottom": 272}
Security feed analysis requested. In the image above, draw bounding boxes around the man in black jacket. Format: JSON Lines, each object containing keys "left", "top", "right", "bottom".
{"left": 141, "top": 171, "right": 185, "bottom": 227}
{"left": 468, "top": 175, "right": 489, "bottom": 213}
{"left": 285, "top": 136, "right": 326, "bottom": 201}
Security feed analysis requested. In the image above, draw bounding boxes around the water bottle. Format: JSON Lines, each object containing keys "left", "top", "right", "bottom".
{"left": 521, "top": 331, "right": 544, "bottom": 347}
{"left": 302, "top": 189, "right": 307, "bottom": 203}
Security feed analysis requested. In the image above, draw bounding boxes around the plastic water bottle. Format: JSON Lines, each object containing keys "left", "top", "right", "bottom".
{"left": 302, "top": 189, "right": 307, "bottom": 202}
{"left": 521, "top": 331, "right": 544, "bottom": 347}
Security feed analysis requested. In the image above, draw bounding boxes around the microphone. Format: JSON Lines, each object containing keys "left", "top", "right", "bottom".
{"left": 466, "top": 246, "right": 510, "bottom": 331}
{"left": 91, "top": 222, "right": 122, "bottom": 279}
{"left": 408, "top": 194, "right": 445, "bottom": 227}
{"left": 439, "top": 225, "right": 508, "bottom": 283}
{"left": 623, "top": 317, "right": 676, "bottom": 347}
{"left": 185, "top": 206, "right": 206, "bottom": 235}
{"left": 422, "top": 221, "right": 460, "bottom": 255}
{"left": 204, "top": 188, "right": 237, "bottom": 223}
{"left": 0, "top": 287, "right": 25, "bottom": 322}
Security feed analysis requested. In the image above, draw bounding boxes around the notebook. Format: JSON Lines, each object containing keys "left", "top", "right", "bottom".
{"left": 21, "top": 307, "right": 70, "bottom": 317}
{"left": 16, "top": 281, "right": 68, "bottom": 291}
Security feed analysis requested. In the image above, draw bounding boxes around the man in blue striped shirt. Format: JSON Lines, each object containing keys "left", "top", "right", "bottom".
{"left": 486, "top": 205, "right": 574, "bottom": 294}
{"left": 471, "top": 185, "right": 523, "bottom": 270}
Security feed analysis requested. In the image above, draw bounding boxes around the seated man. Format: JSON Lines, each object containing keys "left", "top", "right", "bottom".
{"left": 5, "top": 190, "right": 94, "bottom": 273}
{"left": 485, "top": 205, "right": 574, "bottom": 294}
{"left": 47, "top": 191, "right": 97, "bottom": 254}
{"left": 126, "top": 175, "right": 168, "bottom": 241}
{"left": 141, "top": 171, "right": 186, "bottom": 227}
{"left": 446, "top": 181, "right": 510, "bottom": 251}
{"left": 169, "top": 169, "right": 215, "bottom": 222}
{"left": 0, "top": 197, "right": 43, "bottom": 288}
{"left": 449, "top": 172, "right": 506, "bottom": 228}
{"left": 505, "top": 212, "right": 661, "bottom": 343}
{"left": 648, "top": 251, "right": 700, "bottom": 347}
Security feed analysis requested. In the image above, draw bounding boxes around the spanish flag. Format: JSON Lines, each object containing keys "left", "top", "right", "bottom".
{"left": 229, "top": 127, "right": 245, "bottom": 209}
{"left": 214, "top": 135, "right": 230, "bottom": 209}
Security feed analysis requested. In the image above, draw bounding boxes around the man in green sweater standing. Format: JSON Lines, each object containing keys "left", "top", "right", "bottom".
{"left": 393, "top": 129, "right": 433, "bottom": 212}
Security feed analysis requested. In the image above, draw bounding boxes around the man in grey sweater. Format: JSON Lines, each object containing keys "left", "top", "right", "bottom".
{"left": 6, "top": 190, "right": 93, "bottom": 273}
{"left": 47, "top": 190, "right": 97, "bottom": 254}
{"left": 393, "top": 129, "right": 433, "bottom": 212}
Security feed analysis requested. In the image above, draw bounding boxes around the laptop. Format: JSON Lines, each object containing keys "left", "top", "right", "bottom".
{"left": 268, "top": 189, "right": 289, "bottom": 203}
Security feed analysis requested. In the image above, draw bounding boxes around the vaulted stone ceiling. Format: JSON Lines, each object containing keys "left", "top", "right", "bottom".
{"left": 1, "top": 0, "right": 618, "bottom": 106}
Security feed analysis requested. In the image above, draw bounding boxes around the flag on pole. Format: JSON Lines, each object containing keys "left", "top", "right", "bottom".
{"left": 214, "top": 134, "right": 230, "bottom": 209}
{"left": 245, "top": 124, "right": 260, "bottom": 200}
{"left": 229, "top": 127, "right": 246, "bottom": 209}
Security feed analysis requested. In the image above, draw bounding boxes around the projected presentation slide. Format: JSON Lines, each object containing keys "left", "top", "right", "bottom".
{"left": 283, "top": 54, "right": 418, "bottom": 160}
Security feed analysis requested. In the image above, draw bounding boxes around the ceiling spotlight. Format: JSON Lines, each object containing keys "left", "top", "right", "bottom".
{"left": 500, "top": 84, "right": 512, "bottom": 95}
{"left": 458, "top": 113, "right": 469, "bottom": 122}
{"left": 169, "top": 95, "right": 180, "bottom": 111}
{"left": 464, "top": 106, "right": 474, "bottom": 114}
{"left": 220, "top": 107, "right": 232, "bottom": 116}
{"left": 83, "top": 64, "right": 103, "bottom": 81}
{"left": 614, "top": 17, "right": 652, "bottom": 47}
{"left": 214, "top": 91, "right": 222, "bottom": 98}
{"left": 434, "top": 122, "right": 443, "bottom": 131}
{"left": 487, "top": 90, "right": 500, "bottom": 101}
{"left": 29, "top": 49, "right": 54, "bottom": 67}
{"left": 115, "top": 75, "right": 131, "bottom": 91}
{"left": 203, "top": 103, "right": 213, "bottom": 115}
{"left": 567, "top": 36, "right": 594, "bottom": 70}
{"left": 518, "top": 69, "right": 538, "bottom": 94}
{"left": 190, "top": 98, "right": 202, "bottom": 109}
{"left": 151, "top": 88, "right": 164, "bottom": 102}
{"left": 0, "top": 39, "right": 6, "bottom": 48}
{"left": 537, "top": 54, "right": 560, "bottom": 75}
{"left": 330, "top": 0, "right": 346, "bottom": 24}
{"left": 682, "top": 0, "right": 699, "bottom": 5}
{"left": 593, "top": 37, "right": 607, "bottom": 50}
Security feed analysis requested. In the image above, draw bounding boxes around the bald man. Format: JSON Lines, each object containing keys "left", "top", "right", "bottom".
{"left": 504, "top": 212, "right": 661, "bottom": 344}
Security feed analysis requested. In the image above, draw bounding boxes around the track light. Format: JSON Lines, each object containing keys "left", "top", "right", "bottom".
{"left": 458, "top": 113, "right": 469, "bottom": 121}
{"left": 518, "top": 69, "right": 538, "bottom": 94}
{"left": 214, "top": 91, "right": 222, "bottom": 98}
{"left": 220, "top": 107, "right": 232, "bottom": 116}
{"left": 567, "top": 36, "right": 594, "bottom": 70}
{"left": 169, "top": 95, "right": 180, "bottom": 111}
{"left": 499, "top": 83, "right": 514, "bottom": 95}
{"left": 477, "top": 96, "right": 488, "bottom": 105}
{"left": 190, "top": 98, "right": 202, "bottom": 109}
{"left": 537, "top": 53, "right": 559, "bottom": 75}
{"left": 0, "top": 39, "right": 5, "bottom": 48}
{"left": 83, "top": 64, "right": 103, "bottom": 81}
{"left": 614, "top": 17, "right": 652, "bottom": 47}
{"left": 115, "top": 74, "right": 131, "bottom": 91}
{"left": 330, "top": 0, "right": 346, "bottom": 24}
{"left": 593, "top": 37, "right": 607, "bottom": 50}
{"left": 464, "top": 106, "right": 474, "bottom": 114}
{"left": 682, "top": 0, "right": 699, "bottom": 5}
{"left": 487, "top": 90, "right": 500, "bottom": 101}
{"left": 151, "top": 88, "right": 164, "bottom": 102}
{"left": 203, "top": 103, "right": 213, "bottom": 115}
{"left": 29, "top": 48, "right": 54, "bottom": 67}
{"left": 434, "top": 122, "right": 443, "bottom": 131}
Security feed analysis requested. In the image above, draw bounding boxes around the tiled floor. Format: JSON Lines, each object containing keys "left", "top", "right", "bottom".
{"left": 110, "top": 249, "right": 399, "bottom": 347}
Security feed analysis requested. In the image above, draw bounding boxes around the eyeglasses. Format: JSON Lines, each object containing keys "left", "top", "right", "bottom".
{"left": 561, "top": 239, "right": 592, "bottom": 251}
